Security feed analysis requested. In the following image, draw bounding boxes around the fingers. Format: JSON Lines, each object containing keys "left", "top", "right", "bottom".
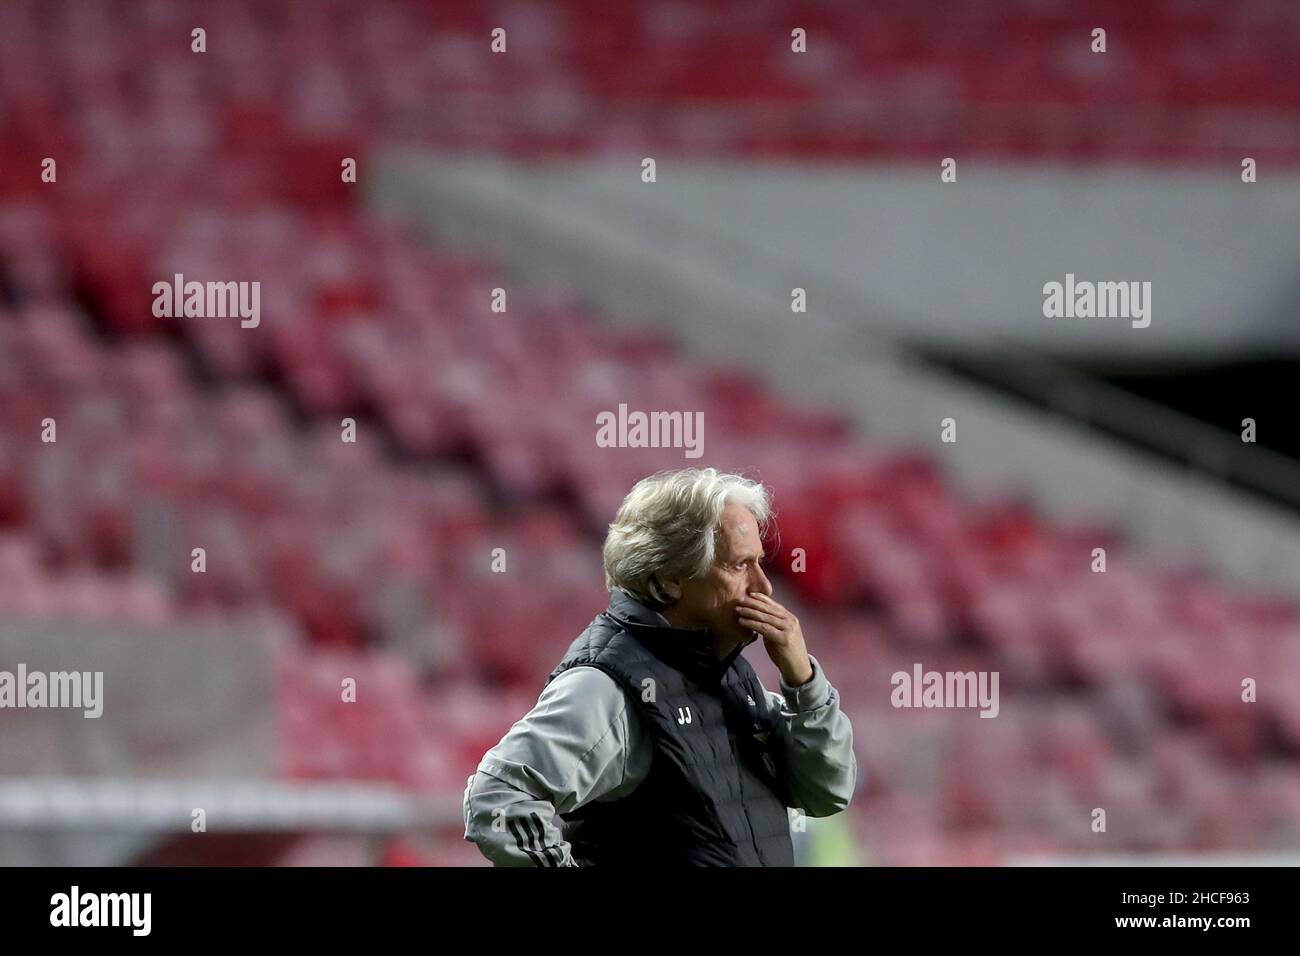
{"left": 738, "top": 605, "right": 788, "bottom": 645}
{"left": 738, "top": 616, "right": 781, "bottom": 640}
{"left": 739, "top": 592, "right": 798, "bottom": 646}
{"left": 739, "top": 593, "right": 786, "bottom": 615}
{"left": 737, "top": 604, "right": 783, "bottom": 626}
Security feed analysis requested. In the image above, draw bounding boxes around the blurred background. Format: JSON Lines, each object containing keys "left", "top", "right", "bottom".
{"left": 2, "top": 0, "right": 1299, "bottom": 866}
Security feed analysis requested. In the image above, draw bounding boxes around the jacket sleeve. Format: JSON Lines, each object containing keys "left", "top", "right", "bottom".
{"left": 764, "top": 654, "right": 858, "bottom": 818}
{"left": 463, "top": 665, "right": 647, "bottom": 866}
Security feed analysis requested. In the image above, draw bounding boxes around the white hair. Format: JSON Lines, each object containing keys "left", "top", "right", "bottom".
{"left": 603, "top": 468, "right": 772, "bottom": 605}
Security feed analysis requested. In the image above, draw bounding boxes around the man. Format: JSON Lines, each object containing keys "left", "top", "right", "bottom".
{"left": 463, "top": 467, "right": 857, "bottom": 866}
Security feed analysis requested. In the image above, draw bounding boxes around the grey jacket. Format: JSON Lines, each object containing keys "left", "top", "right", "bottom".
{"left": 463, "top": 649, "right": 857, "bottom": 866}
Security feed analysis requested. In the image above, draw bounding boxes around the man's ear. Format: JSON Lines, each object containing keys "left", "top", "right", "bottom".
{"left": 657, "top": 576, "right": 683, "bottom": 601}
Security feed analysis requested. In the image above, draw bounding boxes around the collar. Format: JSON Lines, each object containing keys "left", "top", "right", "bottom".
{"left": 603, "top": 589, "right": 756, "bottom": 685}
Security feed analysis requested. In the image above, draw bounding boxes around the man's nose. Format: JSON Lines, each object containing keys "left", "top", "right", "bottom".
{"left": 749, "top": 563, "right": 773, "bottom": 597}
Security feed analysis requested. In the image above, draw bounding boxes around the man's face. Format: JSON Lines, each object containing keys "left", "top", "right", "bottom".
{"left": 669, "top": 502, "right": 773, "bottom": 650}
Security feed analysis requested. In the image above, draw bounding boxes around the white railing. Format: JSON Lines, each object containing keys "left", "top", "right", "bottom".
{"left": 0, "top": 778, "right": 459, "bottom": 832}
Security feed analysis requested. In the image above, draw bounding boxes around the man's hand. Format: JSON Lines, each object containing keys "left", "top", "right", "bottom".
{"left": 737, "top": 592, "right": 813, "bottom": 686}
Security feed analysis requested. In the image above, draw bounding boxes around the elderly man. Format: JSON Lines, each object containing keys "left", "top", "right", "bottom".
{"left": 463, "top": 468, "right": 857, "bottom": 866}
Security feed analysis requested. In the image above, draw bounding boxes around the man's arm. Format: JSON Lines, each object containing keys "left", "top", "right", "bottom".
{"left": 764, "top": 654, "right": 858, "bottom": 818}
{"left": 463, "top": 772, "right": 575, "bottom": 866}
{"left": 737, "top": 592, "right": 858, "bottom": 817}
{"left": 462, "top": 666, "right": 646, "bottom": 866}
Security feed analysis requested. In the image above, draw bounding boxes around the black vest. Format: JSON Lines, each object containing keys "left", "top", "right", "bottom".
{"left": 546, "top": 590, "right": 795, "bottom": 866}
